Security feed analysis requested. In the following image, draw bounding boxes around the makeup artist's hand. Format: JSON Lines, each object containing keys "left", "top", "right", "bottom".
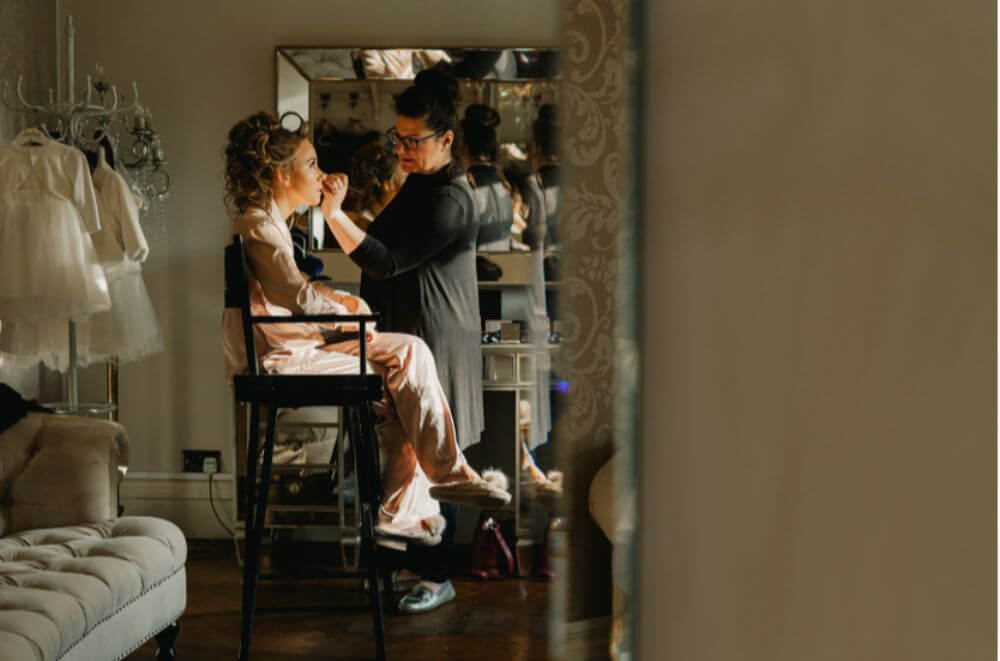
{"left": 320, "top": 173, "right": 349, "bottom": 220}
{"left": 317, "top": 172, "right": 366, "bottom": 254}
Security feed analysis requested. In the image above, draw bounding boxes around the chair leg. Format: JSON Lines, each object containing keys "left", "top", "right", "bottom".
{"left": 154, "top": 620, "right": 180, "bottom": 660}
{"left": 243, "top": 404, "right": 261, "bottom": 544}
{"left": 355, "top": 403, "right": 382, "bottom": 512}
{"left": 361, "top": 402, "right": 397, "bottom": 613}
{"left": 239, "top": 404, "right": 277, "bottom": 661}
{"left": 352, "top": 404, "right": 387, "bottom": 661}
{"left": 382, "top": 564, "right": 395, "bottom": 613}
{"left": 366, "top": 403, "right": 396, "bottom": 616}
{"left": 360, "top": 500, "right": 386, "bottom": 661}
{"left": 365, "top": 404, "right": 383, "bottom": 500}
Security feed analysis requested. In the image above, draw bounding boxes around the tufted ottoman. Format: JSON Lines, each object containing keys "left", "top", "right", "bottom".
{"left": 0, "top": 413, "right": 187, "bottom": 660}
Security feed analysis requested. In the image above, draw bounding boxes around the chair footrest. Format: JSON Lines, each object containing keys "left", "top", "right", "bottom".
{"left": 234, "top": 374, "right": 382, "bottom": 405}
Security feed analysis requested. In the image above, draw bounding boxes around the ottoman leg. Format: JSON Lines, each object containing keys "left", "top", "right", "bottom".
{"left": 154, "top": 620, "right": 180, "bottom": 659}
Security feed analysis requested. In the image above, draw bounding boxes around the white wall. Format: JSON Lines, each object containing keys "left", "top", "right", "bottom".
{"left": 59, "top": 0, "right": 560, "bottom": 473}
{"left": 0, "top": 1, "right": 57, "bottom": 399}
{"left": 0, "top": 1, "right": 56, "bottom": 144}
{"left": 276, "top": 52, "right": 309, "bottom": 121}
{"left": 640, "top": 0, "right": 994, "bottom": 659}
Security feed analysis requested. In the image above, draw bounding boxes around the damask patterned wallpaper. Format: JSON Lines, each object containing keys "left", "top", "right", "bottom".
{"left": 0, "top": 1, "right": 57, "bottom": 143}
{"left": 558, "top": 0, "right": 627, "bottom": 623}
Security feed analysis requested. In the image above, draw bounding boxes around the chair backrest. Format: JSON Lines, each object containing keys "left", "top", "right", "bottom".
{"left": 224, "top": 235, "right": 260, "bottom": 375}
{"left": 225, "top": 233, "right": 379, "bottom": 381}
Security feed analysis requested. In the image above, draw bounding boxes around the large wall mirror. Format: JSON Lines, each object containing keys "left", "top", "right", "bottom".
{"left": 273, "top": 44, "right": 577, "bottom": 657}
{"left": 276, "top": 47, "right": 561, "bottom": 261}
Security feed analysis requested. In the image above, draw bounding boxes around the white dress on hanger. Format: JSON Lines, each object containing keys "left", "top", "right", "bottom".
{"left": 0, "top": 128, "right": 110, "bottom": 371}
{"left": 81, "top": 148, "right": 163, "bottom": 364}
{"left": 0, "top": 128, "right": 109, "bottom": 321}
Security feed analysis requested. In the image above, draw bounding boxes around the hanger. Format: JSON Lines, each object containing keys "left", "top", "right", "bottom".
{"left": 74, "top": 124, "right": 109, "bottom": 149}
{"left": 13, "top": 126, "right": 55, "bottom": 146}
{"left": 96, "top": 145, "right": 110, "bottom": 169}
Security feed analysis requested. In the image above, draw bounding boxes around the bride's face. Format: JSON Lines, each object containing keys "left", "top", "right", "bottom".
{"left": 278, "top": 139, "right": 324, "bottom": 207}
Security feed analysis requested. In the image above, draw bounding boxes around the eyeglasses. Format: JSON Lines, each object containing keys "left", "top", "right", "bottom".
{"left": 386, "top": 128, "right": 444, "bottom": 151}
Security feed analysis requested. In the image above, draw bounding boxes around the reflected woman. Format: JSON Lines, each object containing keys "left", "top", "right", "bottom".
{"left": 320, "top": 68, "right": 486, "bottom": 614}
{"left": 524, "top": 103, "right": 560, "bottom": 252}
{"left": 460, "top": 104, "right": 515, "bottom": 251}
{"left": 461, "top": 105, "right": 560, "bottom": 497}
{"left": 221, "top": 112, "right": 510, "bottom": 548}
{"left": 346, "top": 140, "right": 405, "bottom": 231}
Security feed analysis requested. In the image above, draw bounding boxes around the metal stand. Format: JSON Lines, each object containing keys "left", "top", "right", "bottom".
{"left": 106, "top": 359, "right": 119, "bottom": 421}
{"left": 2, "top": 13, "right": 140, "bottom": 416}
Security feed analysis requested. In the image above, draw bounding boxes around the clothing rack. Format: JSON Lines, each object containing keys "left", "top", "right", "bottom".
{"left": 0, "top": 14, "right": 143, "bottom": 415}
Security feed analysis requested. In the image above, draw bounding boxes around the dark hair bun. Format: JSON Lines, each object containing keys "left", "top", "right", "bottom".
{"left": 414, "top": 66, "right": 460, "bottom": 104}
{"left": 464, "top": 104, "right": 500, "bottom": 128}
{"left": 396, "top": 65, "right": 461, "bottom": 155}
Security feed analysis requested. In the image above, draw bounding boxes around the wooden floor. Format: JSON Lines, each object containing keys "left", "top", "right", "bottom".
{"left": 127, "top": 541, "right": 551, "bottom": 660}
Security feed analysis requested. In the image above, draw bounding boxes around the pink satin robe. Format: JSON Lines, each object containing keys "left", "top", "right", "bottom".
{"left": 222, "top": 202, "right": 476, "bottom": 533}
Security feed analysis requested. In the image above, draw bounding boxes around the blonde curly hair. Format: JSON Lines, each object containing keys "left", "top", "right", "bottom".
{"left": 224, "top": 111, "right": 310, "bottom": 216}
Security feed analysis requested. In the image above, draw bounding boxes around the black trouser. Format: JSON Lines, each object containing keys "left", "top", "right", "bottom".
{"left": 406, "top": 502, "right": 458, "bottom": 583}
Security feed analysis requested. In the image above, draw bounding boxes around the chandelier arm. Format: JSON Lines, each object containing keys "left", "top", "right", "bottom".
{"left": 104, "top": 84, "right": 120, "bottom": 113}
{"left": 114, "top": 82, "right": 140, "bottom": 115}
{"left": 0, "top": 81, "right": 17, "bottom": 111}
{"left": 15, "top": 76, "right": 49, "bottom": 113}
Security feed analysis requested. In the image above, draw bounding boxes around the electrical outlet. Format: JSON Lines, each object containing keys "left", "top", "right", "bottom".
{"left": 182, "top": 450, "right": 221, "bottom": 474}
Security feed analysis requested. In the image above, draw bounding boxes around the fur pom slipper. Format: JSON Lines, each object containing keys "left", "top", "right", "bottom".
{"left": 522, "top": 469, "right": 563, "bottom": 505}
{"left": 429, "top": 468, "right": 512, "bottom": 509}
{"left": 375, "top": 513, "right": 447, "bottom": 546}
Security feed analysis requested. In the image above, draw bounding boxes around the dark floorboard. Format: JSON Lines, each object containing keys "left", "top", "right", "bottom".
{"left": 127, "top": 540, "right": 551, "bottom": 660}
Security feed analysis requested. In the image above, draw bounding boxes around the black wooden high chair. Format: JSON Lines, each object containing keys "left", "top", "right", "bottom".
{"left": 225, "top": 235, "right": 388, "bottom": 661}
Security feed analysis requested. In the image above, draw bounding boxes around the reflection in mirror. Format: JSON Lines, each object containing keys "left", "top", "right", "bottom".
{"left": 280, "top": 47, "right": 560, "bottom": 81}
{"left": 276, "top": 48, "right": 560, "bottom": 258}
{"left": 272, "top": 46, "right": 570, "bottom": 659}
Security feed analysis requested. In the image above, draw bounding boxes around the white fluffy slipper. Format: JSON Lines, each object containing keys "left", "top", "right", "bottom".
{"left": 482, "top": 468, "right": 509, "bottom": 493}
{"left": 375, "top": 513, "right": 446, "bottom": 546}
{"left": 429, "top": 468, "right": 512, "bottom": 509}
{"left": 521, "top": 468, "right": 564, "bottom": 500}
{"left": 541, "top": 470, "right": 564, "bottom": 496}
{"left": 546, "top": 470, "right": 563, "bottom": 489}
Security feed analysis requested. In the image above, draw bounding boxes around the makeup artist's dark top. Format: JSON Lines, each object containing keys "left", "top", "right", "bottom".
{"left": 351, "top": 161, "right": 484, "bottom": 448}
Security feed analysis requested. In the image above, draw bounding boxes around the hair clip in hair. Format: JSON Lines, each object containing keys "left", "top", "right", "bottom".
{"left": 278, "top": 111, "right": 306, "bottom": 133}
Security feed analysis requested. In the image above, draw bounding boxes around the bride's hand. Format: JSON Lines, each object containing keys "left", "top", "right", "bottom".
{"left": 320, "top": 173, "right": 349, "bottom": 219}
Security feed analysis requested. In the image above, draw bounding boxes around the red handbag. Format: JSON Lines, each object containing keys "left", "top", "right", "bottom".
{"left": 469, "top": 514, "right": 515, "bottom": 579}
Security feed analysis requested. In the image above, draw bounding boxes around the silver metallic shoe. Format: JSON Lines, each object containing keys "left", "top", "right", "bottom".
{"left": 397, "top": 580, "right": 456, "bottom": 614}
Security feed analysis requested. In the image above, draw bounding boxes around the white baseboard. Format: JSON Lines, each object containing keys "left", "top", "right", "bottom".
{"left": 120, "top": 472, "right": 236, "bottom": 540}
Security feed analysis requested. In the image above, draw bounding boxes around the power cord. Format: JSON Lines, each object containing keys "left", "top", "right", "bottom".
{"left": 208, "top": 471, "right": 235, "bottom": 537}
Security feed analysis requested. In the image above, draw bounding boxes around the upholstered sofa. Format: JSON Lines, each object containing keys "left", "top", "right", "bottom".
{"left": 0, "top": 412, "right": 187, "bottom": 660}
